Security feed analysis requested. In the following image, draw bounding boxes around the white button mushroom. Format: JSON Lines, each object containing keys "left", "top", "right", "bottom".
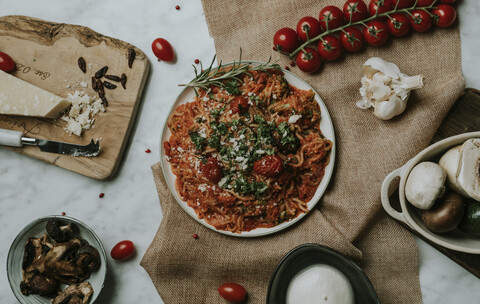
{"left": 405, "top": 162, "right": 447, "bottom": 210}
{"left": 357, "top": 57, "right": 424, "bottom": 120}
{"left": 439, "top": 139, "right": 480, "bottom": 201}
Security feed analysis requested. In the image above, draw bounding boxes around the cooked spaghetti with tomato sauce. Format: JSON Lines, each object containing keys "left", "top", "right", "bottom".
{"left": 164, "top": 68, "right": 332, "bottom": 232}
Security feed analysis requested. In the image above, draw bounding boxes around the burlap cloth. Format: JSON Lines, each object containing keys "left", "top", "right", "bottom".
{"left": 141, "top": 1, "right": 465, "bottom": 303}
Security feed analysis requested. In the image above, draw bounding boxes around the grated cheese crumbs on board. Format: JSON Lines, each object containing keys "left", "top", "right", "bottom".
{"left": 61, "top": 90, "right": 105, "bottom": 136}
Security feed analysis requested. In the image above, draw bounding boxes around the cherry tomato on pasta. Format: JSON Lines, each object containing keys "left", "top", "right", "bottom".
{"left": 253, "top": 155, "right": 283, "bottom": 177}
{"left": 363, "top": 20, "right": 389, "bottom": 46}
{"left": 218, "top": 283, "right": 247, "bottom": 303}
{"left": 392, "top": 0, "right": 414, "bottom": 8}
{"left": 295, "top": 48, "right": 322, "bottom": 73}
{"left": 340, "top": 27, "right": 364, "bottom": 52}
{"left": 409, "top": 10, "right": 433, "bottom": 32}
{"left": 201, "top": 157, "right": 223, "bottom": 183}
{"left": 296, "top": 16, "right": 323, "bottom": 42}
{"left": 317, "top": 35, "right": 343, "bottom": 61}
{"left": 230, "top": 96, "right": 249, "bottom": 114}
{"left": 151, "top": 38, "right": 175, "bottom": 62}
{"left": 319, "top": 6, "right": 345, "bottom": 31}
{"left": 273, "top": 28, "right": 300, "bottom": 53}
{"left": 432, "top": 4, "right": 456, "bottom": 28}
{"left": 368, "top": 0, "right": 393, "bottom": 16}
{"left": 343, "top": 0, "right": 368, "bottom": 23}
{"left": 0, "top": 52, "right": 15, "bottom": 72}
{"left": 387, "top": 13, "right": 410, "bottom": 37}
{"left": 111, "top": 240, "right": 135, "bottom": 261}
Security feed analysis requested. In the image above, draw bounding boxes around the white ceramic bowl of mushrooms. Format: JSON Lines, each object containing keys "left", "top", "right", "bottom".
{"left": 381, "top": 132, "right": 480, "bottom": 254}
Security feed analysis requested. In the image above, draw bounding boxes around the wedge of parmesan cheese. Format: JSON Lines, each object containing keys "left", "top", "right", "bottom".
{"left": 0, "top": 70, "right": 70, "bottom": 118}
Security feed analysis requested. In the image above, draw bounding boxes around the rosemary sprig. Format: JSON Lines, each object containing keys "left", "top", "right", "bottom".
{"left": 179, "top": 50, "right": 281, "bottom": 96}
{"left": 288, "top": 0, "right": 440, "bottom": 59}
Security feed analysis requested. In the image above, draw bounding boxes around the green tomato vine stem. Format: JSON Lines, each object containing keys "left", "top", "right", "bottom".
{"left": 287, "top": 0, "right": 439, "bottom": 59}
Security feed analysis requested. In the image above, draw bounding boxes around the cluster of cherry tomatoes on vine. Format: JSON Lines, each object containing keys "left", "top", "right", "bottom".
{"left": 273, "top": 0, "right": 458, "bottom": 73}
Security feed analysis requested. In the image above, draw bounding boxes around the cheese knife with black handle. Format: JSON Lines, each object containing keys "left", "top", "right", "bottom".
{"left": 0, "top": 129, "right": 100, "bottom": 157}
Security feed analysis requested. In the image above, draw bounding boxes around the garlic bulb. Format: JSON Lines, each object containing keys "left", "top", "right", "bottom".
{"left": 357, "top": 57, "right": 424, "bottom": 120}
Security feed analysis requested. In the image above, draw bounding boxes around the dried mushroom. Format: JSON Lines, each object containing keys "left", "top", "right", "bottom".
{"left": 20, "top": 220, "right": 101, "bottom": 303}
{"left": 53, "top": 282, "right": 93, "bottom": 304}
{"left": 46, "top": 219, "right": 79, "bottom": 242}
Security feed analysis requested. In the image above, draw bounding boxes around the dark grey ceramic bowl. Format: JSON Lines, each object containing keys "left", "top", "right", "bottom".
{"left": 7, "top": 215, "right": 107, "bottom": 304}
{"left": 267, "top": 243, "right": 379, "bottom": 304}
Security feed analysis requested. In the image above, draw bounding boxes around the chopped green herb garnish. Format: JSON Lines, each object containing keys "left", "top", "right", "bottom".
{"left": 189, "top": 131, "right": 205, "bottom": 151}
{"left": 225, "top": 79, "right": 241, "bottom": 95}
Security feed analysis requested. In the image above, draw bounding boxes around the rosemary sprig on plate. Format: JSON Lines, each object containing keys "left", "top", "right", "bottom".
{"left": 179, "top": 51, "right": 281, "bottom": 96}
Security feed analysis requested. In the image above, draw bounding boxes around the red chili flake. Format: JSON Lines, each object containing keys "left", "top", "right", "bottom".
{"left": 272, "top": 46, "right": 276, "bottom": 51}
{"left": 175, "top": 5, "right": 180, "bottom": 10}
{"left": 284, "top": 66, "right": 290, "bottom": 70}
{"left": 290, "top": 61, "right": 296, "bottom": 67}
{"left": 99, "top": 193, "right": 105, "bottom": 198}
{"left": 194, "top": 59, "right": 200, "bottom": 64}
{"left": 145, "top": 148, "right": 151, "bottom": 153}
{"left": 192, "top": 234, "right": 199, "bottom": 239}
{"left": 61, "top": 212, "right": 66, "bottom": 216}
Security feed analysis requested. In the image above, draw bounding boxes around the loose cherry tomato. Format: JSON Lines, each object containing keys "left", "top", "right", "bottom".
{"left": 319, "top": 6, "right": 345, "bottom": 31}
{"left": 151, "top": 38, "right": 175, "bottom": 62}
{"left": 340, "top": 27, "right": 364, "bottom": 52}
{"left": 111, "top": 240, "right": 135, "bottom": 261}
{"left": 273, "top": 28, "right": 300, "bottom": 53}
{"left": 218, "top": 283, "right": 247, "bottom": 303}
{"left": 368, "top": 0, "right": 393, "bottom": 17}
{"left": 230, "top": 96, "right": 249, "bottom": 114}
{"left": 295, "top": 48, "right": 322, "bottom": 73}
{"left": 440, "top": 0, "right": 456, "bottom": 3}
{"left": 317, "top": 35, "right": 343, "bottom": 61}
{"left": 363, "top": 20, "right": 389, "bottom": 46}
{"left": 387, "top": 13, "right": 411, "bottom": 37}
{"left": 201, "top": 157, "right": 222, "bottom": 183}
{"left": 432, "top": 4, "right": 456, "bottom": 28}
{"left": 416, "top": 0, "right": 435, "bottom": 6}
{"left": 392, "top": 0, "right": 414, "bottom": 8}
{"left": 0, "top": 52, "right": 15, "bottom": 72}
{"left": 253, "top": 155, "right": 283, "bottom": 177}
{"left": 296, "top": 16, "right": 323, "bottom": 42}
{"left": 409, "top": 10, "right": 433, "bottom": 32}
{"left": 343, "top": 0, "right": 368, "bottom": 23}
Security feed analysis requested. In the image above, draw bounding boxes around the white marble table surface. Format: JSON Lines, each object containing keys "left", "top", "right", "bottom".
{"left": 0, "top": 0, "right": 479, "bottom": 303}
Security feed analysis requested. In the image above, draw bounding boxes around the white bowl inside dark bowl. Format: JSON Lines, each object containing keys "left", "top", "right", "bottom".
{"left": 267, "top": 243, "right": 379, "bottom": 304}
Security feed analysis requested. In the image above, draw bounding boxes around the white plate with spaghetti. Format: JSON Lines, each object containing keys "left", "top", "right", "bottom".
{"left": 160, "top": 60, "right": 335, "bottom": 237}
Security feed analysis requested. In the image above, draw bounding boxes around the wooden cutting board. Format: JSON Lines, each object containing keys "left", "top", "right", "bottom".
{"left": 390, "top": 88, "right": 480, "bottom": 278}
{"left": 0, "top": 15, "right": 150, "bottom": 179}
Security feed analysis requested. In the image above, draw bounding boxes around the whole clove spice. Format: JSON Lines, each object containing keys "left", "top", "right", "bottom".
{"left": 78, "top": 57, "right": 86, "bottom": 73}
{"left": 95, "top": 66, "right": 108, "bottom": 79}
